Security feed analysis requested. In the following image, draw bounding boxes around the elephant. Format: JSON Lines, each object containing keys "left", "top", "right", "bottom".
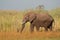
{"left": 20, "top": 12, "right": 54, "bottom": 33}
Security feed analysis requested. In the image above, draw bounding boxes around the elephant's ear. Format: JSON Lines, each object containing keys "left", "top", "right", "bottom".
{"left": 29, "top": 13, "right": 36, "bottom": 23}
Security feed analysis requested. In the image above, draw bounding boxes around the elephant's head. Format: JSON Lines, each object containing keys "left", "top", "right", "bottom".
{"left": 21, "top": 12, "right": 36, "bottom": 32}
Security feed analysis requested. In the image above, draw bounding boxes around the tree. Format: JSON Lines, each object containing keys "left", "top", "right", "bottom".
{"left": 36, "top": 5, "right": 44, "bottom": 11}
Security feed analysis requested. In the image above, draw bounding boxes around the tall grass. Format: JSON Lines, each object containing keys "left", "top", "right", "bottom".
{"left": 0, "top": 8, "right": 60, "bottom": 32}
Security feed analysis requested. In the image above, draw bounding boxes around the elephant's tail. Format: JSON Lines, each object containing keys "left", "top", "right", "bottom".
{"left": 52, "top": 19, "right": 56, "bottom": 31}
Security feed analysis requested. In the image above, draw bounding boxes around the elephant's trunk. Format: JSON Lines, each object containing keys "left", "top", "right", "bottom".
{"left": 21, "top": 19, "right": 28, "bottom": 33}
{"left": 21, "top": 23, "right": 25, "bottom": 33}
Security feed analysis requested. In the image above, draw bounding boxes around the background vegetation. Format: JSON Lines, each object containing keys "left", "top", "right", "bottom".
{"left": 0, "top": 5, "right": 60, "bottom": 40}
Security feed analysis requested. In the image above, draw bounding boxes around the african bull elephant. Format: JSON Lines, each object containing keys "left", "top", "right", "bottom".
{"left": 21, "top": 12, "right": 54, "bottom": 33}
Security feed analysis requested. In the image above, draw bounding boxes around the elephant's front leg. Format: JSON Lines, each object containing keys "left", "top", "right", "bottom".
{"left": 30, "top": 24, "right": 34, "bottom": 33}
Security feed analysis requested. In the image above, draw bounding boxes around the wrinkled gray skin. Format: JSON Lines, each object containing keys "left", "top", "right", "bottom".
{"left": 21, "top": 12, "right": 54, "bottom": 33}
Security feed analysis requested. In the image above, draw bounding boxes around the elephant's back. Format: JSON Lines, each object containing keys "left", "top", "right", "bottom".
{"left": 36, "top": 13, "right": 53, "bottom": 21}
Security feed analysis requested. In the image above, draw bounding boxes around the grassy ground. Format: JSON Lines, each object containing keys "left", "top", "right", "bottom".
{"left": 0, "top": 32, "right": 60, "bottom": 40}
{"left": 0, "top": 10, "right": 60, "bottom": 40}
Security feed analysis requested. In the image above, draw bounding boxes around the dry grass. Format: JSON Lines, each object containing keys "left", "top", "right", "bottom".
{"left": 0, "top": 32, "right": 60, "bottom": 40}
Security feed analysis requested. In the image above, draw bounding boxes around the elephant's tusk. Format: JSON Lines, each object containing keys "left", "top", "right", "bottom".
{"left": 21, "top": 21, "right": 25, "bottom": 24}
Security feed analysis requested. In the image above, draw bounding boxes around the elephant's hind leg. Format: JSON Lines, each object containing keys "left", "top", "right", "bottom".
{"left": 48, "top": 23, "right": 53, "bottom": 31}
{"left": 47, "top": 26, "right": 52, "bottom": 31}
{"left": 50, "top": 22, "right": 53, "bottom": 31}
{"left": 48, "top": 25, "right": 52, "bottom": 31}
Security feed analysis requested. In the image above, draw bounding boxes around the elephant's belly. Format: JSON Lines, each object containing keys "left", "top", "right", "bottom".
{"left": 33, "top": 20, "right": 51, "bottom": 27}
